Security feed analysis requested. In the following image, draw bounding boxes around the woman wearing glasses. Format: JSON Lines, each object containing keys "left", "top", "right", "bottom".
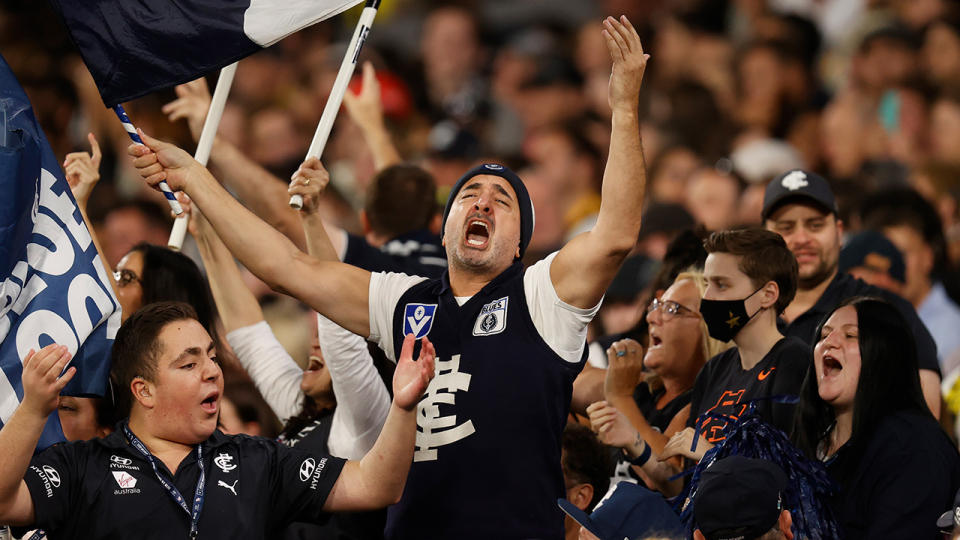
{"left": 587, "top": 270, "right": 728, "bottom": 495}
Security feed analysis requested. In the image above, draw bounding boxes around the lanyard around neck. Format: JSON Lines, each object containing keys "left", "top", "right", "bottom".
{"left": 121, "top": 422, "right": 206, "bottom": 539}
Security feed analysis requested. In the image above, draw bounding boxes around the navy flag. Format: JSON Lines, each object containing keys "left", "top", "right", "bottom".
{"left": 0, "top": 53, "right": 121, "bottom": 449}
{"left": 49, "top": 0, "right": 363, "bottom": 106}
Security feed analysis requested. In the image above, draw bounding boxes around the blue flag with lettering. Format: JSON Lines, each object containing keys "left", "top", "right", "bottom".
{"left": 0, "top": 53, "right": 121, "bottom": 450}
{"left": 49, "top": 0, "right": 363, "bottom": 106}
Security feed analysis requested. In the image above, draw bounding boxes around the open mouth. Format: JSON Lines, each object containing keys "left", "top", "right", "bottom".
{"left": 306, "top": 356, "right": 323, "bottom": 372}
{"left": 821, "top": 354, "right": 842, "bottom": 377}
{"left": 465, "top": 219, "right": 490, "bottom": 248}
{"left": 649, "top": 332, "right": 663, "bottom": 348}
{"left": 794, "top": 250, "right": 819, "bottom": 263}
{"left": 201, "top": 391, "right": 219, "bottom": 414}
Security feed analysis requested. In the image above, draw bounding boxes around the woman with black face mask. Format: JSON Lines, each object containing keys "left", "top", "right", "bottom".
{"left": 660, "top": 228, "right": 809, "bottom": 464}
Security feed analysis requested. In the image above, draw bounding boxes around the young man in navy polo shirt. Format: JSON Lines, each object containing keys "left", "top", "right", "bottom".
{"left": 0, "top": 302, "right": 435, "bottom": 539}
{"left": 127, "top": 15, "right": 650, "bottom": 540}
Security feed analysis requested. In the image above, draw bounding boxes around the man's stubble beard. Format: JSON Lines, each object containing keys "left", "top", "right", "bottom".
{"left": 797, "top": 257, "right": 837, "bottom": 291}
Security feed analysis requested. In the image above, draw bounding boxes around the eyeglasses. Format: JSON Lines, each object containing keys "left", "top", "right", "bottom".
{"left": 646, "top": 298, "right": 697, "bottom": 321}
{"left": 113, "top": 269, "right": 141, "bottom": 287}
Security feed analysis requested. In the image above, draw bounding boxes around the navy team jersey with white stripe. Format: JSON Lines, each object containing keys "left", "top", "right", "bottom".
{"left": 22, "top": 429, "right": 344, "bottom": 539}
{"left": 380, "top": 261, "right": 588, "bottom": 540}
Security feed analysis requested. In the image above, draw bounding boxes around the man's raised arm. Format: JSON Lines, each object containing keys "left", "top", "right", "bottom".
{"left": 550, "top": 15, "right": 647, "bottom": 309}
{"left": 162, "top": 79, "right": 311, "bottom": 251}
{"left": 127, "top": 133, "right": 372, "bottom": 337}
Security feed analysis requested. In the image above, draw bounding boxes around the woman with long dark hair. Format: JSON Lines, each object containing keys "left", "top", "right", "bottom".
{"left": 792, "top": 296, "right": 960, "bottom": 539}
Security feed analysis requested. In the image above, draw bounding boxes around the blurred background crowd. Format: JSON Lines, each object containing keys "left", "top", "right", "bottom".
{"left": 6, "top": 0, "right": 960, "bottom": 350}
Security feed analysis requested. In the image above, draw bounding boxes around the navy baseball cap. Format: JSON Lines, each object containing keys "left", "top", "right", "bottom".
{"left": 440, "top": 163, "right": 535, "bottom": 259}
{"left": 558, "top": 481, "right": 682, "bottom": 540}
{"left": 838, "top": 230, "right": 906, "bottom": 284}
{"left": 762, "top": 169, "right": 838, "bottom": 220}
{"left": 694, "top": 456, "right": 787, "bottom": 540}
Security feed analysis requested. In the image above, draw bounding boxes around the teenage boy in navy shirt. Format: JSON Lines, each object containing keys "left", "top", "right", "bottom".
{"left": 0, "top": 302, "right": 435, "bottom": 539}
{"left": 614, "top": 229, "right": 807, "bottom": 496}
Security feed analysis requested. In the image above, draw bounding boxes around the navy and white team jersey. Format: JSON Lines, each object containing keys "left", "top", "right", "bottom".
{"left": 368, "top": 252, "right": 600, "bottom": 540}
{"left": 343, "top": 229, "right": 446, "bottom": 277}
{"left": 22, "top": 428, "right": 345, "bottom": 539}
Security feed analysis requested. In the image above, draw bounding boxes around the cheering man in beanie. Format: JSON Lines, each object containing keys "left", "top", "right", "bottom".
{"left": 762, "top": 169, "right": 942, "bottom": 417}
{"left": 127, "top": 15, "right": 650, "bottom": 540}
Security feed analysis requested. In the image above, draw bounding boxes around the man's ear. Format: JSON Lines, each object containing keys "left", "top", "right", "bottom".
{"left": 568, "top": 483, "right": 594, "bottom": 511}
{"left": 779, "top": 509, "right": 794, "bottom": 540}
{"left": 130, "top": 378, "right": 155, "bottom": 408}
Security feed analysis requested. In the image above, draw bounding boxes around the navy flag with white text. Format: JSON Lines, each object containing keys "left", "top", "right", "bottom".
{"left": 49, "top": 0, "right": 363, "bottom": 107}
{"left": 0, "top": 53, "right": 121, "bottom": 450}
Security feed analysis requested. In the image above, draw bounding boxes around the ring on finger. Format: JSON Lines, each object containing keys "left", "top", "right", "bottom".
{"left": 304, "top": 178, "right": 311, "bottom": 186}
{"left": 616, "top": 350, "right": 627, "bottom": 357}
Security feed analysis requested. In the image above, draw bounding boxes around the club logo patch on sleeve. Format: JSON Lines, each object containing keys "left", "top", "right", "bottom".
{"left": 403, "top": 303, "right": 437, "bottom": 338}
{"left": 473, "top": 296, "right": 508, "bottom": 336}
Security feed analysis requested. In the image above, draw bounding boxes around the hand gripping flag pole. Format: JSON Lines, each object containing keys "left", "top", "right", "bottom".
{"left": 290, "top": 0, "right": 382, "bottom": 209}
{"left": 112, "top": 104, "right": 183, "bottom": 215}
{"left": 167, "top": 62, "right": 238, "bottom": 250}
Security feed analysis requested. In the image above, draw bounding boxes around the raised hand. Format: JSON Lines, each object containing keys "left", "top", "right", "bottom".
{"left": 287, "top": 157, "right": 331, "bottom": 214}
{"left": 21, "top": 345, "right": 75, "bottom": 419}
{"left": 162, "top": 78, "right": 212, "bottom": 141}
{"left": 127, "top": 129, "right": 203, "bottom": 193}
{"left": 604, "top": 338, "right": 645, "bottom": 400}
{"left": 63, "top": 132, "right": 102, "bottom": 210}
{"left": 343, "top": 61, "right": 386, "bottom": 134}
{"left": 586, "top": 400, "right": 637, "bottom": 448}
{"left": 392, "top": 335, "right": 436, "bottom": 411}
{"left": 661, "top": 427, "right": 712, "bottom": 462}
{"left": 602, "top": 15, "right": 648, "bottom": 113}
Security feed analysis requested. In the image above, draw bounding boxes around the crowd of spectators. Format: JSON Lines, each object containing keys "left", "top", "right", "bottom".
{"left": 5, "top": 0, "right": 960, "bottom": 538}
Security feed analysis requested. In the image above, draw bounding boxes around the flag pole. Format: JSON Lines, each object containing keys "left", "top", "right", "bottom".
{"left": 113, "top": 105, "right": 183, "bottom": 216}
{"left": 290, "top": 0, "right": 382, "bottom": 209}
{"left": 168, "top": 61, "right": 238, "bottom": 250}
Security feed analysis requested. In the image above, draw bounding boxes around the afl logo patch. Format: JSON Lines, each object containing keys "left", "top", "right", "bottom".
{"left": 403, "top": 303, "right": 437, "bottom": 339}
{"left": 473, "top": 296, "right": 508, "bottom": 336}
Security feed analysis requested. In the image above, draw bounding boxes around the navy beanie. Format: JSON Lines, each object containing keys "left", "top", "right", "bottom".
{"left": 441, "top": 163, "right": 536, "bottom": 258}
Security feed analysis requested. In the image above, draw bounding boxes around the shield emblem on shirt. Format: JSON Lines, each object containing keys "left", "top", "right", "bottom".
{"left": 473, "top": 297, "right": 508, "bottom": 336}
{"left": 403, "top": 303, "right": 437, "bottom": 338}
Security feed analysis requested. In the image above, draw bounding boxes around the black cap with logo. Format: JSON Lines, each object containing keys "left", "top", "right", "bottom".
{"left": 694, "top": 456, "right": 787, "bottom": 540}
{"left": 761, "top": 169, "right": 838, "bottom": 221}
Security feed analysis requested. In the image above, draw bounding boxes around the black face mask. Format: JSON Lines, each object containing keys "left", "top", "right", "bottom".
{"left": 699, "top": 286, "right": 765, "bottom": 342}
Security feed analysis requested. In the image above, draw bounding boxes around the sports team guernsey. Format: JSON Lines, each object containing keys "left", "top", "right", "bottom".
{"left": 22, "top": 428, "right": 344, "bottom": 539}
{"left": 368, "top": 253, "right": 597, "bottom": 540}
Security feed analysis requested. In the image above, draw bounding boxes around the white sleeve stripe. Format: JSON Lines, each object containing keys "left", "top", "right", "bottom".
{"left": 368, "top": 271, "right": 428, "bottom": 362}
{"left": 524, "top": 252, "right": 602, "bottom": 363}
